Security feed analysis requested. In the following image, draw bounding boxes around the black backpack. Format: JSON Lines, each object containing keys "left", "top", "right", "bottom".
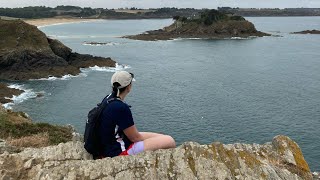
{"left": 84, "top": 95, "right": 118, "bottom": 158}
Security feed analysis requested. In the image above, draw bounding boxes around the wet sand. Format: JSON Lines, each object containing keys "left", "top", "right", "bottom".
{"left": 24, "top": 18, "right": 98, "bottom": 27}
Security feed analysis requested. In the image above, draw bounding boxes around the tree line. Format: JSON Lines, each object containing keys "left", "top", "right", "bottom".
{"left": 0, "top": 6, "right": 201, "bottom": 19}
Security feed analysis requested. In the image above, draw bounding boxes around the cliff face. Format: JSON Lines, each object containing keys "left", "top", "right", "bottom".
{"left": 0, "top": 19, "right": 115, "bottom": 81}
{"left": 0, "top": 135, "right": 312, "bottom": 179}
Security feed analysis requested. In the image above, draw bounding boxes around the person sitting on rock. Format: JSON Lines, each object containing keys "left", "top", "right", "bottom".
{"left": 98, "top": 71, "right": 176, "bottom": 158}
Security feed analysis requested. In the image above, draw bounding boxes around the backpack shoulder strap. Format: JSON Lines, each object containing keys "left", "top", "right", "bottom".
{"left": 107, "top": 97, "right": 122, "bottom": 103}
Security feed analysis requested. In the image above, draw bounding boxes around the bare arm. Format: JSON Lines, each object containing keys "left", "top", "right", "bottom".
{"left": 123, "top": 125, "right": 144, "bottom": 142}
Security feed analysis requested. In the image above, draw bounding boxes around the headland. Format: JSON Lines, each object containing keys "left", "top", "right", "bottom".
{"left": 0, "top": 19, "right": 115, "bottom": 81}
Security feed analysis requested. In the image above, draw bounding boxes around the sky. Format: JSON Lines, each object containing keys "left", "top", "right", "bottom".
{"left": 1, "top": 0, "right": 320, "bottom": 9}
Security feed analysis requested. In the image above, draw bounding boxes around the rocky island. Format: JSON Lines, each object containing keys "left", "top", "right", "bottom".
{"left": 124, "top": 9, "right": 270, "bottom": 41}
{"left": 0, "top": 19, "right": 115, "bottom": 81}
{"left": 292, "top": 29, "right": 320, "bottom": 34}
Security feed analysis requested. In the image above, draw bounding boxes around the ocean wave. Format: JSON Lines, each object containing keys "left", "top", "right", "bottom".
{"left": 269, "top": 31, "right": 281, "bottom": 33}
{"left": 271, "top": 34, "right": 283, "bottom": 37}
{"left": 171, "top": 37, "right": 258, "bottom": 41}
{"left": 30, "top": 73, "right": 87, "bottom": 81}
{"left": 170, "top": 38, "right": 204, "bottom": 41}
{"left": 230, "top": 37, "right": 247, "bottom": 40}
{"left": 3, "top": 84, "right": 38, "bottom": 109}
{"left": 47, "top": 35, "right": 117, "bottom": 39}
{"left": 185, "top": 38, "right": 203, "bottom": 40}
{"left": 47, "top": 35, "right": 70, "bottom": 39}
{"left": 229, "top": 37, "right": 256, "bottom": 40}
{"left": 82, "top": 42, "right": 124, "bottom": 46}
{"left": 80, "top": 63, "right": 131, "bottom": 73}
{"left": 47, "top": 35, "right": 90, "bottom": 39}
{"left": 29, "top": 63, "right": 130, "bottom": 81}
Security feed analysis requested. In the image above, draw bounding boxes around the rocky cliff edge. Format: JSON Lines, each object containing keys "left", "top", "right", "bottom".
{"left": 0, "top": 135, "right": 312, "bottom": 180}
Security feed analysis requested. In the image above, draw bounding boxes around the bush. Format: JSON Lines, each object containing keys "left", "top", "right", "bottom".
{"left": 180, "top": 17, "right": 188, "bottom": 22}
{"left": 200, "top": 9, "right": 229, "bottom": 25}
{"left": 0, "top": 111, "right": 73, "bottom": 146}
{"left": 230, "top": 16, "right": 245, "bottom": 21}
{"left": 173, "top": 15, "right": 180, "bottom": 20}
{"left": 0, "top": 6, "right": 56, "bottom": 18}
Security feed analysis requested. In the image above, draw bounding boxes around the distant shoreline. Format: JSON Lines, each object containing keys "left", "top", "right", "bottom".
{"left": 20, "top": 15, "right": 320, "bottom": 29}
{"left": 1, "top": 7, "right": 320, "bottom": 22}
{"left": 24, "top": 18, "right": 99, "bottom": 27}
{"left": 10, "top": 14, "right": 320, "bottom": 28}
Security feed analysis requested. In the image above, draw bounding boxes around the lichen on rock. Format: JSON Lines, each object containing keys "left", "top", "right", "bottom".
{"left": 0, "top": 135, "right": 312, "bottom": 179}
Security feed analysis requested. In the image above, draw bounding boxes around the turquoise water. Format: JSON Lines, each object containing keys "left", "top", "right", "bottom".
{"left": 9, "top": 17, "right": 320, "bottom": 171}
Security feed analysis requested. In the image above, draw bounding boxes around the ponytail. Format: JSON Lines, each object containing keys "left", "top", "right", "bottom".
{"left": 112, "top": 82, "right": 121, "bottom": 97}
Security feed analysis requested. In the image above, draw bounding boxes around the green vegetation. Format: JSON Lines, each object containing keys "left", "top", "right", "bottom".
{"left": 173, "top": 9, "right": 246, "bottom": 26}
{"left": 55, "top": 5, "right": 82, "bottom": 11}
{"left": 172, "top": 15, "right": 180, "bottom": 20}
{"left": 0, "top": 6, "right": 97, "bottom": 19}
{"left": 0, "top": 6, "right": 201, "bottom": 19}
{"left": 99, "top": 10, "right": 129, "bottom": 17}
{"left": 0, "top": 110, "right": 73, "bottom": 146}
{"left": 0, "top": 19, "right": 50, "bottom": 51}
{"left": 0, "top": 6, "right": 55, "bottom": 19}
{"left": 230, "top": 15, "right": 246, "bottom": 21}
{"left": 218, "top": 7, "right": 320, "bottom": 16}
{"left": 201, "top": 10, "right": 229, "bottom": 25}
{"left": 0, "top": 6, "right": 319, "bottom": 19}
{"left": 145, "top": 7, "right": 198, "bottom": 17}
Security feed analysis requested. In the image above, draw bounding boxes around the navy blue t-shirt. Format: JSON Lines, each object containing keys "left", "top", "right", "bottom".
{"left": 98, "top": 96, "right": 134, "bottom": 157}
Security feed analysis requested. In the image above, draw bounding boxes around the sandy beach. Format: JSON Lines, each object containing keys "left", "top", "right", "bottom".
{"left": 24, "top": 18, "right": 98, "bottom": 27}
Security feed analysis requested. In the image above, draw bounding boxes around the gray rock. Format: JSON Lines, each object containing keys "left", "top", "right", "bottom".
{"left": 313, "top": 172, "right": 320, "bottom": 180}
{"left": 0, "top": 139, "right": 21, "bottom": 155}
{"left": 0, "top": 135, "right": 313, "bottom": 180}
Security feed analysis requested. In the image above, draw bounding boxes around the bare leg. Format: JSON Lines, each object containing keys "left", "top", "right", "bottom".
{"left": 140, "top": 132, "right": 163, "bottom": 140}
{"left": 141, "top": 133, "right": 176, "bottom": 151}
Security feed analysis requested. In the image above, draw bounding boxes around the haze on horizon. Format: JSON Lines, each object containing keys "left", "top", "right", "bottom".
{"left": 1, "top": 0, "right": 320, "bottom": 9}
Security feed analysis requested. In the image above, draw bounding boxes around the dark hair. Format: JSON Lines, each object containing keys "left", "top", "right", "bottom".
{"left": 112, "top": 82, "right": 129, "bottom": 97}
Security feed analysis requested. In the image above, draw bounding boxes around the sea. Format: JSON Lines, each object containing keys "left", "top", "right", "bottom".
{"left": 3, "top": 17, "right": 320, "bottom": 171}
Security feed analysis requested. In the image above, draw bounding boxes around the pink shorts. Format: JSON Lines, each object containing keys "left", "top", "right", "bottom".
{"left": 119, "top": 141, "right": 144, "bottom": 156}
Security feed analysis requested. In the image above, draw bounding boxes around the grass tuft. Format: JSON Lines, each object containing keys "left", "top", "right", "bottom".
{"left": 0, "top": 110, "right": 73, "bottom": 147}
